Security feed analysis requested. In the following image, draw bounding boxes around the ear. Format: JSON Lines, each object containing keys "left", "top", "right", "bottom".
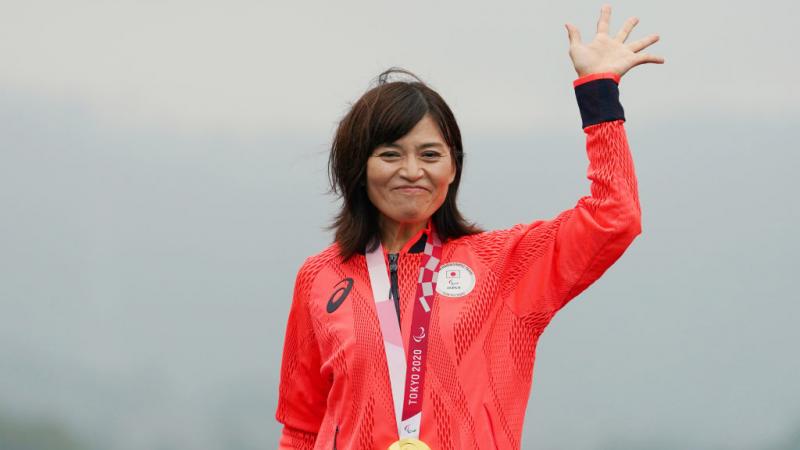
{"left": 449, "top": 160, "right": 457, "bottom": 185}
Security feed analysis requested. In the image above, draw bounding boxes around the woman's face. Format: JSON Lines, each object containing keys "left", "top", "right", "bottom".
{"left": 366, "top": 113, "right": 456, "bottom": 229}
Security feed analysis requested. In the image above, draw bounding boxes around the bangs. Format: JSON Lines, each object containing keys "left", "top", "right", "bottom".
{"left": 368, "top": 86, "right": 429, "bottom": 152}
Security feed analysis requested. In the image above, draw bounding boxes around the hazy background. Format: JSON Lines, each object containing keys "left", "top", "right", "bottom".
{"left": 1, "top": 1, "right": 798, "bottom": 449}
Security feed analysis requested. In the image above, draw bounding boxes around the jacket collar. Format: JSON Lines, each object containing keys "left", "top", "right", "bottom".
{"left": 384, "top": 217, "right": 433, "bottom": 255}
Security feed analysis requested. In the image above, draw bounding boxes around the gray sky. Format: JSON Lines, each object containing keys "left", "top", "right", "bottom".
{"left": 1, "top": 1, "right": 799, "bottom": 449}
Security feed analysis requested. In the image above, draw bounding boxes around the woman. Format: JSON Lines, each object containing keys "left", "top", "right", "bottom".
{"left": 276, "top": 5, "right": 663, "bottom": 449}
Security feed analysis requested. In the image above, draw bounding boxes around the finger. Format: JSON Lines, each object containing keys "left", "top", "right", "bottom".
{"left": 565, "top": 23, "right": 582, "bottom": 45}
{"left": 634, "top": 53, "right": 666, "bottom": 66}
{"left": 628, "top": 34, "right": 660, "bottom": 53}
{"left": 597, "top": 4, "right": 611, "bottom": 35}
{"left": 615, "top": 16, "right": 639, "bottom": 43}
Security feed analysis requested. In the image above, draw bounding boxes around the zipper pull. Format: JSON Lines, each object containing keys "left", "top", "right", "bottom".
{"left": 388, "top": 253, "right": 401, "bottom": 326}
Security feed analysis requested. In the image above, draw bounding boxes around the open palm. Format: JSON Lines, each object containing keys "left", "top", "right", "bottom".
{"left": 566, "top": 4, "right": 664, "bottom": 78}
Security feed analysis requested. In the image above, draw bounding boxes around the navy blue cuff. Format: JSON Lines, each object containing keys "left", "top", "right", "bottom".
{"left": 574, "top": 78, "right": 625, "bottom": 128}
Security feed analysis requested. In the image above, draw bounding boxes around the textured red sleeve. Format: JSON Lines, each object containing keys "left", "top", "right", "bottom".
{"left": 275, "top": 258, "right": 329, "bottom": 448}
{"left": 500, "top": 77, "right": 641, "bottom": 315}
{"left": 278, "top": 425, "right": 318, "bottom": 450}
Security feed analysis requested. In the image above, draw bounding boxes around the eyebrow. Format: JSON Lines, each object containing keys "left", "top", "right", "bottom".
{"left": 384, "top": 142, "right": 445, "bottom": 150}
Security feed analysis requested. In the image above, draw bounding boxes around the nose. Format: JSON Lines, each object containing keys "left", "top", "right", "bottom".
{"left": 399, "top": 153, "right": 424, "bottom": 180}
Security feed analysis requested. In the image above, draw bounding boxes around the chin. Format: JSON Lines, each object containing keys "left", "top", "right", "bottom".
{"left": 388, "top": 210, "right": 428, "bottom": 223}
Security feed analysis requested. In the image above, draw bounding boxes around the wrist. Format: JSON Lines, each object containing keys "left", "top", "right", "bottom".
{"left": 573, "top": 72, "right": 621, "bottom": 88}
{"left": 573, "top": 75, "right": 625, "bottom": 128}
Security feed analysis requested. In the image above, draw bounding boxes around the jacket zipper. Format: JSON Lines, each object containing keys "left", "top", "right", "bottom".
{"left": 388, "top": 253, "right": 401, "bottom": 326}
{"left": 333, "top": 424, "right": 339, "bottom": 449}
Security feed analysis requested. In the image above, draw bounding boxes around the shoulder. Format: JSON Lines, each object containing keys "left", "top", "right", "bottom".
{"left": 445, "top": 220, "right": 553, "bottom": 264}
{"left": 444, "top": 227, "right": 514, "bottom": 267}
{"left": 449, "top": 221, "right": 548, "bottom": 248}
{"left": 293, "top": 241, "right": 343, "bottom": 292}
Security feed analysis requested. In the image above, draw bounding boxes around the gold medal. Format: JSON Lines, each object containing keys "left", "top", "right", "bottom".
{"left": 388, "top": 438, "right": 432, "bottom": 450}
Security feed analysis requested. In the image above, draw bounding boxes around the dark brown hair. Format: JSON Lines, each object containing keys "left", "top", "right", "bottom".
{"left": 326, "top": 67, "right": 483, "bottom": 261}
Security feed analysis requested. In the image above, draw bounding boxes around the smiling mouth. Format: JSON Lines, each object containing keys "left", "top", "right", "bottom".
{"left": 394, "top": 187, "right": 428, "bottom": 194}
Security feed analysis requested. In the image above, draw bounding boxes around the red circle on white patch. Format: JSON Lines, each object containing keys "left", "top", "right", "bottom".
{"left": 436, "top": 262, "right": 476, "bottom": 298}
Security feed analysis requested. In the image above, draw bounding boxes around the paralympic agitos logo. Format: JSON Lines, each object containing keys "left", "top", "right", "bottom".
{"left": 326, "top": 278, "right": 354, "bottom": 313}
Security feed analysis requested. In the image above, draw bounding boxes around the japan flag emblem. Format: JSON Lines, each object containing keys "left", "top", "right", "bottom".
{"left": 436, "top": 262, "right": 476, "bottom": 298}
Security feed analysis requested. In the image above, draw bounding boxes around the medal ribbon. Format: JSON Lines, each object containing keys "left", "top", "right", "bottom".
{"left": 366, "top": 227, "right": 442, "bottom": 440}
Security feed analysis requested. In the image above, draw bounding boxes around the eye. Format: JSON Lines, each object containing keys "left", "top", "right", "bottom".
{"left": 377, "top": 151, "right": 401, "bottom": 158}
{"left": 421, "top": 151, "right": 443, "bottom": 159}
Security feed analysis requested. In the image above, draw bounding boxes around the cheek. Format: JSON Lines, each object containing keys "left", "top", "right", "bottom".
{"left": 437, "top": 165, "right": 456, "bottom": 188}
{"left": 435, "top": 169, "right": 455, "bottom": 203}
{"left": 365, "top": 163, "right": 379, "bottom": 188}
{"left": 365, "top": 166, "right": 390, "bottom": 201}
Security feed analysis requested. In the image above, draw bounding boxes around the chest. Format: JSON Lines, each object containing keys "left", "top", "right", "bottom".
{"left": 308, "top": 245, "right": 502, "bottom": 378}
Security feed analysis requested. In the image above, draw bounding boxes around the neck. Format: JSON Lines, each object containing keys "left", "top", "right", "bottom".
{"left": 379, "top": 216, "right": 428, "bottom": 253}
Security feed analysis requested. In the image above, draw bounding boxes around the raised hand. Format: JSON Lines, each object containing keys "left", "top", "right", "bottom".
{"left": 565, "top": 4, "right": 664, "bottom": 78}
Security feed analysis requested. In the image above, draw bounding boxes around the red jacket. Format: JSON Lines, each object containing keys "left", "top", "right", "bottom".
{"left": 276, "top": 72, "right": 641, "bottom": 449}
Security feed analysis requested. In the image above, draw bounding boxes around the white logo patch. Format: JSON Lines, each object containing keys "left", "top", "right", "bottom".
{"left": 435, "top": 263, "right": 476, "bottom": 298}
